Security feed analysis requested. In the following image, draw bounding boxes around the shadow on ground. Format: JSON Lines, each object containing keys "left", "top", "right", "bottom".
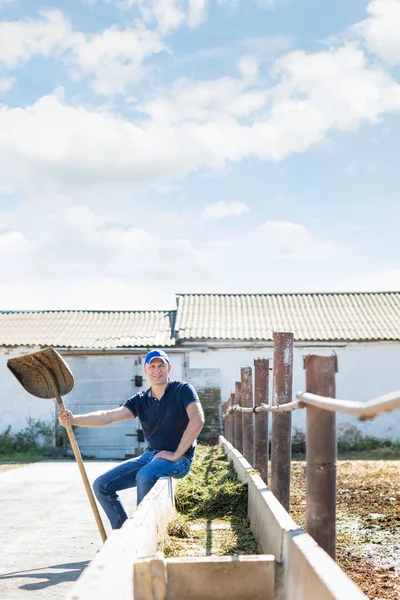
{"left": 0, "top": 560, "right": 90, "bottom": 591}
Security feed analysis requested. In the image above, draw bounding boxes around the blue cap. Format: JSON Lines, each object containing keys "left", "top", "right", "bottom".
{"left": 144, "top": 350, "right": 170, "bottom": 365}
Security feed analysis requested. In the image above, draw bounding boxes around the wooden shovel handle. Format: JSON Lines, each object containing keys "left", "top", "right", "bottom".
{"left": 57, "top": 396, "right": 107, "bottom": 543}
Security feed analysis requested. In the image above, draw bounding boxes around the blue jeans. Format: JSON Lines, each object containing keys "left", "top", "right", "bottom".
{"left": 93, "top": 450, "right": 191, "bottom": 529}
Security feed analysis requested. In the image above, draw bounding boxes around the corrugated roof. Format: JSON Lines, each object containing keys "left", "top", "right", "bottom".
{"left": 174, "top": 293, "right": 400, "bottom": 342}
{"left": 1, "top": 293, "right": 400, "bottom": 348}
{"left": 0, "top": 310, "right": 175, "bottom": 349}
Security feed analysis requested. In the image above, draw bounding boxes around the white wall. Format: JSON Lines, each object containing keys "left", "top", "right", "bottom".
{"left": 185, "top": 342, "right": 400, "bottom": 441}
{"left": 3, "top": 343, "right": 399, "bottom": 445}
{"left": 0, "top": 347, "right": 56, "bottom": 434}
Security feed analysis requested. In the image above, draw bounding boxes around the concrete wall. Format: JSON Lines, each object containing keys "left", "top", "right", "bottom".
{"left": 0, "top": 346, "right": 56, "bottom": 435}
{"left": 187, "top": 342, "right": 400, "bottom": 440}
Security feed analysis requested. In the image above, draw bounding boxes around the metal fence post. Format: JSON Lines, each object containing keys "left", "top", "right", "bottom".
{"left": 271, "top": 332, "right": 294, "bottom": 512}
{"left": 234, "top": 381, "right": 243, "bottom": 454}
{"left": 222, "top": 401, "right": 229, "bottom": 440}
{"left": 304, "top": 354, "right": 337, "bottom": 560}
{"left": 241, "top": 367, "right": 254, "bottom": 466}
{"left": 229, "top": 392, "right": 235, "bottom": 447}
{"left": 254, "top": 358, "right": 270, "bottom": 484}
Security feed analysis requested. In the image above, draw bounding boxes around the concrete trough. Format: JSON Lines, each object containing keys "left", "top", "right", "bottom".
{"left": 220, "top": 436, "right": 367, "bottom": 600}
{"left": 134, "top": 554, "right": 276, "bottom": 600}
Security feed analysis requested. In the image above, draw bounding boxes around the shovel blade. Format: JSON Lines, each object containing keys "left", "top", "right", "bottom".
{"left": 7, "top": 347, "right": 74, "bottom": 399}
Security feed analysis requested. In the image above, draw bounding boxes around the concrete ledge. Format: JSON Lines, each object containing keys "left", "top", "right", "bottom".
{"left": 248, "top": 472, "right": 299, "bottom": 561}
{"left": 220, "top": 436, "right": 368, "bottom": 600}
{"left": 220, "top": 436, "right": 255, "bottom": 483}
{"left": 283, "top": 529, "right": 367, "bottom": 600}
{"left": 68, "top": 477, "right": 176, "bottom": 600}
{"left": 134, "top": 554, "right": 276, "bottom": 600}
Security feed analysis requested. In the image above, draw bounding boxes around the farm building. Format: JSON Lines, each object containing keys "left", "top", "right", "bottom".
{"left": 1, "top": 292, "right": 399, "bottom": 458}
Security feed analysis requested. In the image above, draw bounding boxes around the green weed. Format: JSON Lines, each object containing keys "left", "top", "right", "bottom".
{"left": 0, "top": 418, "right": 54, "bottom": 456}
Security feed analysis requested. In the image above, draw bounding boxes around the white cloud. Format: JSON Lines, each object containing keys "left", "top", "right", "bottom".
{"left": 0, "top": 10, "right": 166, "bottom": 95}
{"left": 0, "top": 279, "right": 171, "bottom": 311}
{"left": 354, "top": 0, "right": 400, "bottom": 64}
{"left": 71, "top": 24, "right": 166, "bottom": 95}
{"left": 0, "top": 202, "right": 214, "bottom": 309}
{"left": 270, "top": 43, "right": 400, "bottom": 131}
{"left": 187, "top": 0, "right": 208, "bottom": 27}
{"left": 0, "top": 92, "right": 207, "bottom": 189}
{"left": 1, "top": 39, "right": 400, "bottom": 195}
{"left": 0, "top": 76, "right": 14, "bottom": 94}
{"left": 145, "top": 0, "right": 185, "bottom": 36}
{"left": 83, "top": 0, "right": 207, "bottom": 34}
{"left": 253, "top": 221, "right": 338, "bottom": 258}
{"left": 179, "top": 35, "right": 291, "bottom": 65}
{"left": 0, "top": 38, "right": 400, "bottom": 195}
{"left": 0, "top": 10, "right": 74, "bottom": 69}
{"left": 0, "top": 230, "right": 29, "bottom": 257}
{"left": 236, "top": 55, "right": 259, "bottom": 81}
{"left": 351, "top": 268, "right": 400, "bottom": 291}
{"left": 141, "top": 72, "right": 270, "bottom": 125}
{"left": 202, "top": 201, "right": 250, "bottom": 219}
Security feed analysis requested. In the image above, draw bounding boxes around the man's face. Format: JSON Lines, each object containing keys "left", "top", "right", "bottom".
{"left": 144, "top": 357, "right": 171, "bottom": 386}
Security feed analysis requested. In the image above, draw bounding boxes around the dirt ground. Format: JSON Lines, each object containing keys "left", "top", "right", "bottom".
{"left": 290, "top": 460, "right": 400, "bottom": 600}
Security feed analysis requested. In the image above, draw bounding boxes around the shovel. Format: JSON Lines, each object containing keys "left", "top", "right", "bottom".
{"left": 7, "top": 347, "right": 107, "bottom": 543}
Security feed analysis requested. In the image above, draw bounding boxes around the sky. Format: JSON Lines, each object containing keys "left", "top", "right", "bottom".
{"left": 0, "top": 0, "right": 400, "bottom": 311}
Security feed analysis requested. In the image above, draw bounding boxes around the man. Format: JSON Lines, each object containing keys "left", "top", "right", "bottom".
{"left": 58, "top": 349, "right": 204, "bottom": 529}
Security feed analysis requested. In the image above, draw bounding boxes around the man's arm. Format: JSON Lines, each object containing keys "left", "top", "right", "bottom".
{"left": 58, "top": 406, "right": 134, "bottom": 428}
{"left": 153, "top": 401, "right": 205, "bottom": 461}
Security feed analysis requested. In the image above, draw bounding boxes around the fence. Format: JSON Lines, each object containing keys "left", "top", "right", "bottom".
{"left": 222, "top": 331, "right": 400, "bottom": 560}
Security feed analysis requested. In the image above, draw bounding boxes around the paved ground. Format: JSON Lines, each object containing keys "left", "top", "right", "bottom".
{"left": 0, "top": 461, "right": 136, "bottom": 600}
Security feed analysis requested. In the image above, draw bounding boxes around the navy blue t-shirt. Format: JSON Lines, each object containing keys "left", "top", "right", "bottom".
{"left": 124, "top": 381, "right": 199, "bottom": 460}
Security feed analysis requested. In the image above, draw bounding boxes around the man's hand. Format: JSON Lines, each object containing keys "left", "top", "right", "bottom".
{"left": 152, "top": 450, "right": 177, "bottom": 461}
{"left": 58, "top": 410, "right": 74, "bottom": 427}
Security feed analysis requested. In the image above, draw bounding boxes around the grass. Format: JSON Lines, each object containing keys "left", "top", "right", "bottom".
{"left": 175, "top": 446, "right": 248, "bottom": 519}
{"left": 0, "top": 450, "right": 48, "bottom": 463}
{"left": 159, "top": 444, "right": 259, "bottom": 558}
{"left": 337, "top": 447, "right": 400, "bottom": 460}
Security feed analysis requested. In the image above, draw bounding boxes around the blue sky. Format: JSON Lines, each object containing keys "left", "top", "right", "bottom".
{"left": 0, "top": 0, "right": 399, "bottom": 310}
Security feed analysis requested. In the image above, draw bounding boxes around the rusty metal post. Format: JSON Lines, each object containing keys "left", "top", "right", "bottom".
{"left": 222, "top": 401, "right": 229, "bottom": 440}
{"left": 254, "top": 359, "right": 270, "bottom": 484}
{"left": 227, "top": 395, "right": 232, "bottom": 444}
{"left": 234, "top": 381, "right": 243, "bottom": 455}
{"left": 225, "top": 396, "right": 231, "bottom": 442}
{"left": 229, "top": 392, "right": 235, "bottom": 447}
{"left": 304, "top": 354, "right": 337, "bottom": 560}
{"left": 241, "top": 367, "right": 254, "bottom": 466}
{"left": 271, "top": 332, "right": 293, "bottom": 512}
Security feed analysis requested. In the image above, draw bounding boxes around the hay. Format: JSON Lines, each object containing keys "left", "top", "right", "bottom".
{"left": 161, "top": 445, "right": 258, "bottom": 557}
